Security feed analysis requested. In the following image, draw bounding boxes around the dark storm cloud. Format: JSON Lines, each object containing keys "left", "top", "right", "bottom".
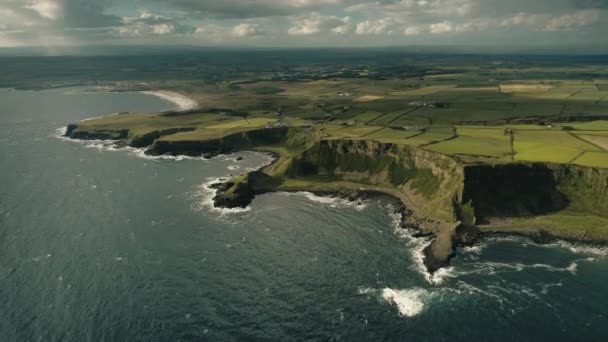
{"left": 148, "top": 0, "right": 356, "bottom": 19}
{"left": 571, "top": 0, "right": 608, "bottom": 8}
{"left": 61, "top": 0, "right": 121, "bottom": 27}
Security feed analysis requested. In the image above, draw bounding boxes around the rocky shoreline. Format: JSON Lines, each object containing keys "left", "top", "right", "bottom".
{"left": 63, "top": 124, "right": 608, "bottom": 276}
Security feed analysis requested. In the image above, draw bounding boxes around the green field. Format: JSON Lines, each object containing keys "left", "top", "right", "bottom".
{"left": 574, "top": 151, "right": 608, "bottom": 168}
{"left": 426, "top": 127, "right": 511, "bottom": 158}
{"left": 69, "top": 62, "right": 608, "bottom": 169}
{"left": 514, "top": 130, "right": 601, "bottom": 163}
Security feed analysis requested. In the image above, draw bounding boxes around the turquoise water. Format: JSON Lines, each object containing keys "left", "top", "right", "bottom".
{"left": 1, "top": 88, "right": 607, "bottom": 341}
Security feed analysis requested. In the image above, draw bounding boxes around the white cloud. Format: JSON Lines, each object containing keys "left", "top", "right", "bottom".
{"left": 429, "top": 21, "right": 452, "bottom": 34}
{"left": 404, "top": 26, "right": 423, "bottom": 36}
{"left": 543, "top": 10, "right": 600, "bottom": 31}
{"left": 117, "top": 11, "right": 194, "bottom": 36}
{"left": 24, "top": 0, "right": 60, "bottom": 20}
{"left": 501, "top": 9, "right": 600, "bottom": 32}
{"left": 355, "top": 18, "right": 394, "bottom": 35}
{"left": 288, "top": 13, "right": 351, "bottom": 35}
{"left": 233, "top": 23, "right": 260, "bottom": 37}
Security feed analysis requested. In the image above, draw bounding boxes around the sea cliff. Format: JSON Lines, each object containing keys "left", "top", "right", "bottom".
{"left": 64, "top": 123, "right": 608, "bottom": 274}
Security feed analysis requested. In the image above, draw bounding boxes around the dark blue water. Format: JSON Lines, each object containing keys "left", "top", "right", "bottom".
{"left": 1, "top": 88, "right": 607, "bottom": 341}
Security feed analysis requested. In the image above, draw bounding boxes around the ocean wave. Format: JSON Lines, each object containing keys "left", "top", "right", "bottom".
{"left": 547, "top": 240, "right": 608, "bottom": 257}
{"left": 358, "top": 287, "right": 428, "bottom": 318}
{"left": 382, "top": 288, "right": 427, "bottom": 317}
{"left": 387, "top": 209, "right": 440, "bottom": 284}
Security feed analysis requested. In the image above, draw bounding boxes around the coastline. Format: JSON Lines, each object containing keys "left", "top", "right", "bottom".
{"left": 141, "top": 90, "right": 198, "bottom": 111}
{"left": 60, "top": 124, "right": 608, "bottom": 278}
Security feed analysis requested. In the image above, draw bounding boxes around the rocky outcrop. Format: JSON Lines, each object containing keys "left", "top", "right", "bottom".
{"left": 211, "top": 178, "right": 255, "bottom": 209}
{"left": 64, "top": 124, "right": 128, "bottom": 140}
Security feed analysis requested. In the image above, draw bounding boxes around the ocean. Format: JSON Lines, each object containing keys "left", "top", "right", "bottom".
{"left": 1, "top": 87, "right": 607, "bottom": 341}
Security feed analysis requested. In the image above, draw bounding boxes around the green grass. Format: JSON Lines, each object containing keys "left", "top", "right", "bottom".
{"left": 322, "top": 124, "right": 383, "bottom": 138}
{"left": 352, "top": 111, "right": 383, "bottom": 123}
{"left": 560, "top": 121, "right": 608, "bottom": 131}
{"left": 514, "top": 130, "right": 601, "bottom": 163}
{"left": 372, "top": 110, "right": 412, "bottom": 125}
{"left": 574, "top": 151, "right": 608, "bottom": 168}
{"left": 402, "top": 130, "right": 453, "bottom": 147}
{"left": 425, "top": 127, "right": 511, "bottom": 158}
{"left": 207, "top": 118, "right": 277, "bottom": 129}
{"left": 76, "top": 112, "right": 232, "bottom": 136}
{"left": 71, "top": 74, "right": 608, "bottom": 169}
{"left": 507, "top": 211, "right": 608, "bottom": 240}
{"left": 391, "top": 85, "right": 456, "bottom": 96}
{"left": 365, "top": 128, "right": 424, "bottom": 144}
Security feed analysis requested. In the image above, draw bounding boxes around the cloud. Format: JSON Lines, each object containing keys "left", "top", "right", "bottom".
{"left": 24, "top": 0, "right": 61, "bottom": 20}
{"left": 501, "top": 9, "right": 600, "bottom": 31}
{"left": 117, "top": 12, "right": 195, "bottom": 37}
{"left": 543, "top": 10, "right": 600, "bottom": 31}
{"left": 288, "top": 13, "right": 351, "bottom": 35}
{"left": 150, "top": 0, "right": 354, "bottom": 19}
{"left": 355, "top": 18, "right": 394, "bottom": 35}
{"left": 404, "top": 26, "right": 423, "bottom": 35}
{"left": 571, "top": 0, "right": 608, "bottom": 8}
{"left": 429, "top": 21, "right": 453, "bottom": 34}
{"left": 0, "top": 0, "right": 607, "bottom": 48}
{"left": 232, "top": 23, "right": 261, "bottom": 37}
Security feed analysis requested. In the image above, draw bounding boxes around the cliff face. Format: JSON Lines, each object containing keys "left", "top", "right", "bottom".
{"left": 148, "top": 127, "right": 289, "bottom": 157}
{"left": 463, "top": 163, "right": 608, "bottom": 223}
{"left": 65, "top": 124, "right": 129, "bottom": 140}
{"left": 284, "top": 139, "right": 465, "bottom": 223}
{"left": 551, "top": 164, "right": 608, "bottom": 218}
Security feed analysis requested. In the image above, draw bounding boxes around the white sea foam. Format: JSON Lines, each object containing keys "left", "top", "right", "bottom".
{"left": 141, "top": 90, "right": 198, "bottom": 111}
{"left": 387, "top": 208, "right": 440, "bottom": 284}
{"left": 547, "top": 240, "right": 608, "bottom": 257}
{"left": 193, "top": 177, "right": 252, "bottom": 215}
{"left": 358, "top": 287, "right": 428, "bottom": 318}
{"left": 381, "top": 288, "right": 427, "bottom": 317}
{"left": 278, "top": 191, "right": 369, "bottom": 211}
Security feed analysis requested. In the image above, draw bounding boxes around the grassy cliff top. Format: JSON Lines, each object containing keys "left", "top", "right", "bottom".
{"left": 70, "top": 72, "right": 608, "bottom": 168}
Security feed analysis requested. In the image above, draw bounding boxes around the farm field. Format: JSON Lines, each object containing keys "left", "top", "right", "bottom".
{"left": 513, "top": 130, "right": 601, "bottom": 163}
{"left": 573, "top": 151, "right": 608, "bottom": 168}
{"left": 69, "top": 62, "right": 608, "bottom": 169}
{"left": 425, "top": 127, "right": 511, "bottom": 158}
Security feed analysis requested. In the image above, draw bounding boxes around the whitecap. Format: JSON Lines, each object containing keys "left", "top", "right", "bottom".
{"left": 381, "top": 288, "right": 427, "bottom": 317}
{"left": 358, "top": 287, "right": 428, "bottom": 318}
{"left": 548, "top": 241, "right": 608, "bottom": 257}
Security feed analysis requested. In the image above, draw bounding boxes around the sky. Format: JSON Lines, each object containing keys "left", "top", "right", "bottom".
{"left": 0, "top": 0, "right": 607, "bottom": 50}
